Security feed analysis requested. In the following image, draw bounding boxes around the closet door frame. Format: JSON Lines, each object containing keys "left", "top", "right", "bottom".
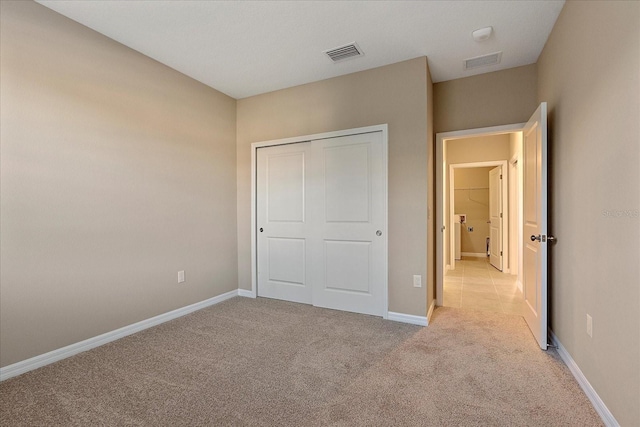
{"left": 249, "top": 124, "right": 389, "bottom": 319}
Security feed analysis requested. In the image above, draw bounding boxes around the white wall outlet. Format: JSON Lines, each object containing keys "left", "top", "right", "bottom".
{"left": 413, "top": 275, "right": 422, "bottom": 288}
{"left": 178, "top": 270, "right": 185, "bottom": 284}
{"left": 586, "top": 314, "right": 592, "bottom": 337}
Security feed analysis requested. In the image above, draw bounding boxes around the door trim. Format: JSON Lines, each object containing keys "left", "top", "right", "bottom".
{"left": 250, "top": 124, "right": 389, "bottom": 318}
{"left": 508, "top": 154, "right": 523, "bottom": 292}
{"left": 436, "top": 123, "right": 525, "bottom": 307}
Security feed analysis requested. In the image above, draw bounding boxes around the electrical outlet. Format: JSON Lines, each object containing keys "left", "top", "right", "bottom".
{"left": 586, "top": 314, "right": 592, "bottom": 337}
{"left": 413, "top": 275, "right": 422, "bottom": 288}
{"left": 178, "top": 270, "right": 185, "bottom": 284}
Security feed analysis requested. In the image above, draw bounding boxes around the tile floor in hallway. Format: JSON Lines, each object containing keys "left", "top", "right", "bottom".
{"left": 444, "top": 257, "right": 523, "bottom": 315}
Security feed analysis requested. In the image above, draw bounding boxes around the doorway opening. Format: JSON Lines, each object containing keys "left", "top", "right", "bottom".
{"left": 449, "top": 161, "right": 508, "bottom": 270}
{"left": 436, "top": 124, "right": 525, "bottom": 314}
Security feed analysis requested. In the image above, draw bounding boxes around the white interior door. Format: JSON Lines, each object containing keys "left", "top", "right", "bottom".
{"left": 489, "top": 166, "right": 503, "bottom": 270}
{"left": 257, "top": 142, "right": 313, "bottom": 304}
{"left": 310, "top": 132, "right": 385, "bottom": 316}
{"left": 522, "top": 102, "right": 548, "bottom": 350}
{"left": 256, "top": 130, "right": 386, "bottom": 317}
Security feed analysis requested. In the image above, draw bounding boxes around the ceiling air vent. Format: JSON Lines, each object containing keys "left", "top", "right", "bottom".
{"left": 324, "top": 42, "right": 364, "bottom": 63}
{"left": 464, "top": 51, "right": 502, "bottom": 70}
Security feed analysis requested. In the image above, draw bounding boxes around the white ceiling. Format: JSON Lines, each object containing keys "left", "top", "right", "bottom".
{"left": 36, "top": 0, "right": 565, "bottom": 99}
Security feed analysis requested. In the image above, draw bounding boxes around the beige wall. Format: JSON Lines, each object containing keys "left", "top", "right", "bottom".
{"left": 0, "top": 1, "right": 238, "bottom": 367}
{"left": 434, "top": 64, "right": 538, "bottom": 133}
{"left": 444, "top": 134, "right": 510, "bottom": 266}
{"left": 237, "top": 58, "right": 432, "bottom": 316}
{"left": 537, "top": 1, "right": 640, "bottom": 424}
{"left": 454, "top": 168, "right": 491, "bottom": 254}
{"left": 454, "top": 167, "right": 491, "bottom": 190}
{"left": 447, "top": 134, "right": 510, "bottom": 165}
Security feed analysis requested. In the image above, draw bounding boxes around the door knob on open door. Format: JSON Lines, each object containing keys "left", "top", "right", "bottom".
{"left": 531, "top": 234, "right": 557, "bottom": 243}
{"left": 376, "top": 230, "right": 382, "bottom": 236}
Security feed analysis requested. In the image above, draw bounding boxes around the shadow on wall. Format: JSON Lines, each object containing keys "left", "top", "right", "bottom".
{"left": 546, "top": 105, "right": 557, "bottom": 330}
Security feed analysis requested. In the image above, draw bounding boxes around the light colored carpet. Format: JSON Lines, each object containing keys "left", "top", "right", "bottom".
{"left": 0, "top": 297, "right": 602, "bottom": 426}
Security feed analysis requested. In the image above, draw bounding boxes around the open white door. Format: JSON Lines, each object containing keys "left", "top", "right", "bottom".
{"left": 522, "top": 102, "right": 548, "bottom": 350}
{"left": 489, "top": 166, "right": 503, "bottom": 270}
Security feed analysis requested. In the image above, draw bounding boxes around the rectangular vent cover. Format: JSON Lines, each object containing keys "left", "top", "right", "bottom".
{"left": 325, "top": 42, "right": 364, "bottom": 63}
{"left": 464, "top": 51, "right": 502, "bottom": 70}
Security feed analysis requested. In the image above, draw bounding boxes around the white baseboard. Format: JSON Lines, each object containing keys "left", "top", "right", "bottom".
{"left": 426, "top": 300, "right": 436, "bottom": 325}
{"left": 387, "top": 311, "right": 427, "bottom": 326}
{"left": 0, "top": 289, "right": 239, "bottom": 382}
{"left": 549, "top": 329, "right": 619, "bottom": 427}
{"left": 461, "top": 252, "right": 487, "bottom": 258}
{"left": 238, "top": 289, "right": 256, "bottom": 298}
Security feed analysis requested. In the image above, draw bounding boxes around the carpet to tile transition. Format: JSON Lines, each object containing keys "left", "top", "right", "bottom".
{"left": 0, "top": 297, "right": 602, "bottom": 426}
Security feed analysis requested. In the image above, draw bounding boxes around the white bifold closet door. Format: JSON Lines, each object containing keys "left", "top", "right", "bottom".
{"left": 256, "top": 131, "right": 385, "bottom": 316}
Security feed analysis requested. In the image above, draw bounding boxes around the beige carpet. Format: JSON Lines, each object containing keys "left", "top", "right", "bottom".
{"left": 0, "top": 297, "right": 602, "bottom": 426}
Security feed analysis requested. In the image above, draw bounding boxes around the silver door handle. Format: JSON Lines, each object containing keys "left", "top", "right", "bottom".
{"left": 376, "top": 230, "right": 382, "bottom": 236}
{"left": 531, "top": 234, "right": 557, "bottom": 243}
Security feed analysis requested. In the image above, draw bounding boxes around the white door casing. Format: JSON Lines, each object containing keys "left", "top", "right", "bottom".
{"left": 522, "top": 102, "right": 548, "bottom": 350}
{"left": 254, "top": 126, "right": 388, "bottom": 317}
{"left": 489, "top": 166, "right": 503, "bottom": 270}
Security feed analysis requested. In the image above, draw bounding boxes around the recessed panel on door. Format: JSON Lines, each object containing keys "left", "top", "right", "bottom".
{"left": 324, "top": 144, "right": 370, "bottom": 223}
{"left": 324, "top": 240, "right": 371, "bottom": 294}
{"left": 268, "top": 153, "right": 305, "bottom": 223}
{"left": 523, "top": 243, "right": 538, "bottom": 314}
{"left": 268, "top": 238, "right": 305, "bottom": 286}
{"left": 490, "top": 227, "right": 500, "bottom": 257}
{"left": 524, "top": 136, "right": 538, "bottom": 223}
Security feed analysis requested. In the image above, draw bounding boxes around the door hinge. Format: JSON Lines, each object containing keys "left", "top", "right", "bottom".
{"left": 500, "top": 213, "right": 503, "bottom": 218}
{"left": 500, "top": 174, "right": 503, "bottom": 179}
{"left": 500, "top": 250, "right": 503, "bottom": 256}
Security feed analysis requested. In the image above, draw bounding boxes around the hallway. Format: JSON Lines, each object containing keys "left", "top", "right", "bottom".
{"left": 443, "top": 257, "right": 522, "bottom": 315}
